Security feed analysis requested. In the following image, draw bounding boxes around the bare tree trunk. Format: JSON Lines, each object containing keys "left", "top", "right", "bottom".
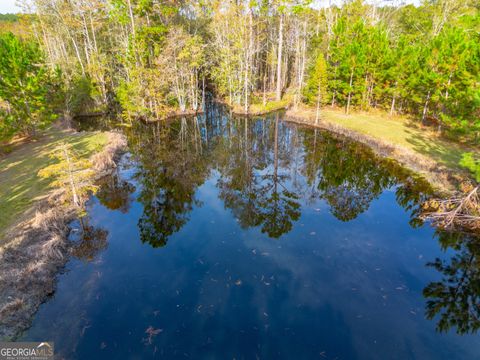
{"left": 276, "top": 14, "right": 284, "bottom": 101}
{"left": 346, "top": 69, "right": 354, "bottom": 115}
{"left": 68, "top": 30, "right": 85, "bottom": 76}
{"left": 270, "top": 44, "right": 276, "bottom": 91}
{"left": 63, "top": 145, "right": 79, "bottom": 207}
{"left": 390, "top": 95, "right": 396, "bottom": 115}
{"left": 81, "top": 13, "right": 92, "bottom": 66}
{"left": 202, "top": 76, "right": 206, "bottom": 111}
{"left": 390, "top": 82, "right": 397, "bottom": 115}
{"left": 172, "top": 52, "right": 186, "bottom": 112}
{"left": 445, "top": 73, "right": 452, "bottom": 100}
{"left": 331, "top": 65, "right": 337, "bottom": 107}
{"left": 83, "top": 36, "right": 91, "bottom": 66}
{"left": 263, "top": 74, "right": 267, "bottom": 106}
{"left": 126, "top": 0, "right": 136, "bottom": 37}
{"left": 294, "top": 20, "right": 307, "bottom": 109}
{"left": 315, "top": 80, "right": 322, "bottom": 125}
{"left": 89, "top": 13, "right": 98, "bottom": 54}
{"left": 298, "top": 21, "right": 307, "bottom": 102}
{"left": 38, "top": 17, "right": 53, "bottom": 63}
{"left": 244, "top": 10, "right": 253, "bottom": 113}
{"left": 422, "top": 90, "right": 431, "bottom": 125}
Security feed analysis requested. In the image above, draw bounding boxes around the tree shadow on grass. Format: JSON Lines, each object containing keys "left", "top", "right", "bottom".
{"left": 404, "top": 129, "right": 464, "bottom": 170}
{"left": 0, "top": 130, "right": 105, "bottom": 237}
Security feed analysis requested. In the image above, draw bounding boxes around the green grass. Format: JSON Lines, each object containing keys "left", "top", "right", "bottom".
{"left": 231, "top": 92, "right": 294, "bottom": 115}
{"left": 250, "top": 94, "right": 293, "bottom": 114}
{"left": 320, "top": 108, "right": 474, "bottom": 172}
{"left": 0, "top": 127, "right": 107, "bottom": 240}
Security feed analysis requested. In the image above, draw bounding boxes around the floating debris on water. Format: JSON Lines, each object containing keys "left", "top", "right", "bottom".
{"left": 143, "top": 326, "right": 163, "bottom": 345}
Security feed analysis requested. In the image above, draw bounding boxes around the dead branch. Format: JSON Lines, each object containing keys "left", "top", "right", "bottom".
{"left": 422, "top": 186, "right": 480, "bottom": 232}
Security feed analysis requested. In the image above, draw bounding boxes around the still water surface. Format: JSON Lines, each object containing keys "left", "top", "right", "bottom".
{"left": 22, "top": 107, "right": 480, "bottom": 359}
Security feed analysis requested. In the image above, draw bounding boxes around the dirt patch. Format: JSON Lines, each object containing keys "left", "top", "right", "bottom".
{"left": 285, "top": 108, "right": 470, "bottom": 194}
{"left": 0, "top": 131, "right": 127, "bottom": 340}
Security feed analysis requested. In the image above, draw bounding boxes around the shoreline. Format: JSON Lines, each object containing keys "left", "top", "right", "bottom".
{"left": 0, "top": 131, "right": 127, "bottom": 340}
{"left": 144, "top": 109, "right": 203, "bottom": 122}
{"left": 134, "top": 97, "right": 470, "bottom": 193}
{"left": 214, "top": 96, "right": 290, "bottom": 117}
{"left": 231, "top": 104, "right": 288, "bottom": 116}
{"left": 285, "top": 107, "right": 470, "bottom": 193}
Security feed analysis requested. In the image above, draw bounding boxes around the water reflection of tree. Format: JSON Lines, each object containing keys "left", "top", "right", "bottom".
{"left": 423, "top": 231, "right": 480, "bottom": 334}
{"left": 216, "top": 114, "right": 300, "bottom": 238}
{"left": 258, "top": 114, "right": 301, "bottom": 237}
{"left": 128, "top": 117, "right": 210, "bottom": 248}
{"left": 72, "top": 217, "right": 109, "bottom": 262}
{"left": 301, "top": 129, "right": 432, "bottom": 222}
{"left": 392, "top": 171, "right": 432, "bottom": 227}
{"left": 215, "top": 117, "right": 264, "bottom": 230}
{"left": 125, "top": 108, "right": 432, "bottom": 245}
{"left": 302, "top": 129, "right": 397, "bottom": 221}
{"left": 96, "top": 170, "right": 135, "bottom": 213}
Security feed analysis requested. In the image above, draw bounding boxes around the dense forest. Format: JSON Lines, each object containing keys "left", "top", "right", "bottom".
{"left": 0, "top": 0, "right": 479, "bottom": 143}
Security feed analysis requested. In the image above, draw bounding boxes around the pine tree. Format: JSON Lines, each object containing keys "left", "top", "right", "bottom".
{"left": 0, "top": 32, "right": 58, "bottom": 138}
{"left": 38, "top": 143, "right": 97, "bottom": 215}
{"left": 304, "top": 54, "right": 328, "bottom": 124}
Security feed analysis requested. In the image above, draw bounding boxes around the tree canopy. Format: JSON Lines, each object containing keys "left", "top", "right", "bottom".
{"left": 0, "top": 0, "right": 478, "bottom": 146}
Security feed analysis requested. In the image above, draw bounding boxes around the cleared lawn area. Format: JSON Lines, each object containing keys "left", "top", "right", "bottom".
{"left": 0, "top": 127, "right": 107, "bottom": 240}
{"left": 320, "top": 108, "right": 473, "bottom": 172}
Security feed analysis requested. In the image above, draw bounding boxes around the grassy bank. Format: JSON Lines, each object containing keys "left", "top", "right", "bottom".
{"left": 286, "top": 106, "right": 476, "bottom": 189}
{"left": 0, "top": 129, "right": 125, "bottom": 340}
{"left": 230, "top": 93, "right": 294, "bottom": 116}
{"left": 0, "top": 127, "right": 108, "bottom": 242}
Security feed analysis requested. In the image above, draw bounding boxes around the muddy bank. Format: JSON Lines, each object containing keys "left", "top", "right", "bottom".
{"left": 0, "top": 131, "right": 127, "bottom": 340}
{"left": 285, "top": 108, "right": 470, "bottom": 193}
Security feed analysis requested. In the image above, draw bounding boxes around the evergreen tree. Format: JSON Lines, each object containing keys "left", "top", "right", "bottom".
{"left": 303, "top": 54, "right": 328, "bottom": 124}
{"left": 0, "top": 32, "right": 58, "bottom": 138}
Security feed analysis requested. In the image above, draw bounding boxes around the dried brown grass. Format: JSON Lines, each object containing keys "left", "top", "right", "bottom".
{"left": 91, "top": 132, "right": 127, "bottom": 174}
{"left": 0, "top": 200, "right": 74, "bottom": 340}
{"left": 0, "top": 131, "right": 127, "bottom": 340}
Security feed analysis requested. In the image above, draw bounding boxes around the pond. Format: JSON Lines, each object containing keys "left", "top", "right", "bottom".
{"left": 21, "top": 105, "right": 480, "bottom": 359}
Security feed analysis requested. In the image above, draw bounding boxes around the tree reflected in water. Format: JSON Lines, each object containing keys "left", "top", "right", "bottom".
{"left": 301, "top": 128, "right": 432, "bottom": 222}
{"left": 118, "top": 109, "right": 480, "bottom": 336}
{"left": 216, "top": 114, "right": 301, "bottom": 238}
{"left": 96, "top": 170, "right": 136, "bottom": 213}
{"left": 302, "top": 129, "right": 396, "bottom": 221}
{"left": 128, "top": 117, "right": 210, "bottom": 247}
{"left": 72, "top": 217, "right": 109, "bottom": 262}
{"left": 125, "top": 109, "right": 432, "bottom": 245}
{"left": 424, "top": 231, "right": 480, "bottom": 334}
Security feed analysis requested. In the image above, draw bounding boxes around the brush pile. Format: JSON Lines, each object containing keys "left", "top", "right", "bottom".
{"left": 422, "top": 184, "right": 480, "bottom": 232}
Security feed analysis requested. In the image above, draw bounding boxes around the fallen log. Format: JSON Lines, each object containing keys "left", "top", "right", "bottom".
{"left": 422, "top": 185, "right": 480, "bottom": 232}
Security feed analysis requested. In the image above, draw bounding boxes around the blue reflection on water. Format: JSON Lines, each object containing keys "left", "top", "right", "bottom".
{"left": 23, "top": 111, "right": 480, "bottom": 359}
